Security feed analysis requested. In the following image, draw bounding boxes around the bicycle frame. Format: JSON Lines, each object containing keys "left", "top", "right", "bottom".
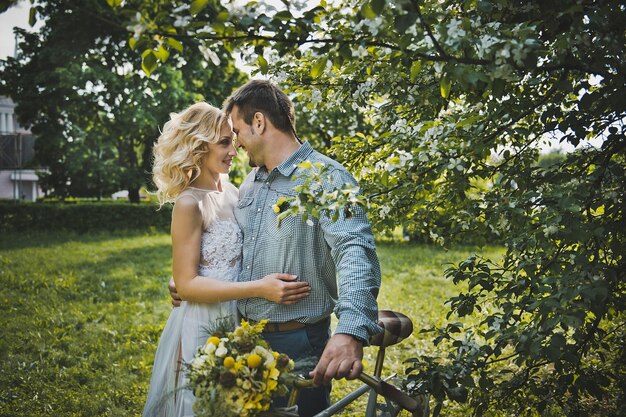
{"left": 287, "top": 310, "right": 429, "bottom": 417}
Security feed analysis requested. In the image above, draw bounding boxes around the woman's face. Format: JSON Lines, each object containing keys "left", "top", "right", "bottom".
{"left": 202, "top": 120, "right": 237, "bottom": 177}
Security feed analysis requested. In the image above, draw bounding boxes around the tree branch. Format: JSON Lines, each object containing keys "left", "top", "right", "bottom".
{"left": 411, "top": 0, "right": 450, "bottom": 59}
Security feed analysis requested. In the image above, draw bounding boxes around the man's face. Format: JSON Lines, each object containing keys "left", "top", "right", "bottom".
{"left": 230, "top": 105, "right": 260, "bottom": 168}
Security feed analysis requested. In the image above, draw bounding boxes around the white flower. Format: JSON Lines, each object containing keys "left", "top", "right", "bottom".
{"left": 378, "top": 205, "right": 391, "bottom": 219}
{"left": 543, "top": 225, "right": 558, "bottom": 237}
{"left": 433, "top": 61, "right": 445, "bottom": 75}
{"left": 447, "top": 157, "right": 464, "bottom": 171}
{"left": 272, "top": 70, "right": 289, "bottom": 83}
{"left": 352, "top": 45, "right": 368, "bottom": 58}
{"left": 311, "top": 88, "right": 322, "bottom": 105}
{"left": 477, "top": 35, "right": 500, "bottom": 58}
{"left": 390, "top": 118, "right": 408, "bottom": 133}
{"left": 446, "top": 18, "right": 466, "bottom": 43}
{"left": 215, "top": 344, "right": 228, "bottom": 357}
{"left": 199, "top": 45, "right": 221, "bottom": 66}
{"left": 191, "top": 355, "right": 207, "bottom": 370}
{"left": 357, "top": 16, "right": 383, "bottom": 36}
{"left": 174, "top": 15, "right": 191, "bottom": 27}
{"left": 203, "top": 342, "right": 216, "bottom": 355}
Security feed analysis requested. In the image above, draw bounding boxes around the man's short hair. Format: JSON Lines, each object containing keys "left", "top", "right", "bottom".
{"left": 223, "top": 79, "right": 296, "bottom": 134}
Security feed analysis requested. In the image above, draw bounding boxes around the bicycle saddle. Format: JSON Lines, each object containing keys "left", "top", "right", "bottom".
{"left": 369, "top": 310, "right": 413, "bottom": 348}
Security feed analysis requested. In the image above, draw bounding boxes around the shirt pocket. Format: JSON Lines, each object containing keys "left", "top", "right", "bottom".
{"left": 235, "top": 196, "right": 255, "bottom": 236}
{"left": 237, "top": 196, "right": 254, "bottom": 209}
{"left": 265, "top": 190, "right": 297, "bottom": 241}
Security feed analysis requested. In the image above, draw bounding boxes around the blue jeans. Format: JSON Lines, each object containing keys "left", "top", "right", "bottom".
{"left": 262, "top": 318, "right": 331, "bottom": 417}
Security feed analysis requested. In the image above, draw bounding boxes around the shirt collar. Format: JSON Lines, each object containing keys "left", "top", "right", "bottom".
{"left": 275, "top": 141, "right": 314, "bottom": 177}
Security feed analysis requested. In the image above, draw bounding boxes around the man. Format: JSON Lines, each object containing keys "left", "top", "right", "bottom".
{"left": 171, "top": 79, "right": 382, "bottom": 416}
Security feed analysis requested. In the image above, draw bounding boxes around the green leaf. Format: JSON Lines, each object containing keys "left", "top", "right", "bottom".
{"left": 456, "top": 115, "right": 480, "bottom": 129}
{"left": 492, "top": 78, "right": 505, "bottom": 98}
{"left": 28, "top": 7, "right": 37, "bottom": 26}
{"left": 311, "top": 57, "right": 327, "bottom": 79}
{"left": 154, "top": 45, "right": 170, "bottom": 63}
{"left": 370, "top": 0, "right": 385, "bottom": 15}
{"left": 410, "top": 60, "right": 422, "bottom": 82}
{"left": 395, "top": 12, "right": 418, "bottom": 33}
{"left": 274, "top": 10, "right": 293, "bottom": 20}
{"left": 212, "top": 21, "right": 225, "bottom": 33}
{"left": 447, "top": 386, "right": 468, "bottom": 402}
{"left": 141, "top": 51, "right": 157, "bottom": 76}
{"left": 361, "top": 3, "right": 377, "bottom": 19}
{"left": 440, "top": 75, "right": 452, "bottom": 98}
{"left": 166, "top": 38, "right": 184, "bottom": 53}
{"left": 216, "top": 10, "right": 230, "bottom": 22}
{"left": 258, "top": 54, "right": 268, "bottom": 74}
{"left": 190, "top": 0, "right": 209, "bottom": 16}
{"left": 105, "top": 0, "right": 123, "bottom": 7}
{"left": 128, "top": 37, "right": 136, "bottom": 50}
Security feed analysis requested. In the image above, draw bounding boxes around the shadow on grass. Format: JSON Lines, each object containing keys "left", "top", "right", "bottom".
{"left": 0, "top": 229, "right": 168, "bottom": 250}
{"left": 2, "top": 237, "right": 173, "bottom": 304}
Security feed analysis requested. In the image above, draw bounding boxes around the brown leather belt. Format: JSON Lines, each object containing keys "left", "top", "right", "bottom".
{"left": 243, "top": 318, "right": 306, "bottom": 332}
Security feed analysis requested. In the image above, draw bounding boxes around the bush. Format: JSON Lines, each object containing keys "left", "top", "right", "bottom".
{"left": 0, "top": 200, "right": 172, "bottom": 232}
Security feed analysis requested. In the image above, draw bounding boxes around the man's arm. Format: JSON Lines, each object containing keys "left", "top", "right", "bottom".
{"left": 310, "top": 167, "right": 382, "bottom": 385}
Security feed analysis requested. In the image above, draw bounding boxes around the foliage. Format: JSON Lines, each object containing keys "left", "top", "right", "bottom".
{"left": 107, "top": 0, "right": 626, "bottom": 415}
{"left": 0, "top": 0, "right": 247, "bottom": 202}
{"left": 0, "top": 200, "right": 172, "bottom": 232}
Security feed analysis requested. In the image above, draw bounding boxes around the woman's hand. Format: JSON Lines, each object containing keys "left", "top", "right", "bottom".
{"left": 256, "top": 273, "right": 310, "bottom": 304}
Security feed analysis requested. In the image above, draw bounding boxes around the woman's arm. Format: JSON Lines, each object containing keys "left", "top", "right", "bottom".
{"left": 171, "top": 195, "right": 310, "bottom": 304}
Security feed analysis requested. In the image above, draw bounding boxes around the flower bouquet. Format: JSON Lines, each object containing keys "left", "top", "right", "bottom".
{"left": 186, "top": 319, "right": 298, "bottom": 417}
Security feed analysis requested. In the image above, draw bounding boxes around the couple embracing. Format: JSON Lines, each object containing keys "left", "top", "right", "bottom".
{"left": 143, "top": 79, "right": 382, "bottom": 417}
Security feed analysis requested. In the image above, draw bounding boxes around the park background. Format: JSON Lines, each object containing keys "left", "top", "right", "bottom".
{"left": 0, "top": 0, "right": 624, "bottom": 416}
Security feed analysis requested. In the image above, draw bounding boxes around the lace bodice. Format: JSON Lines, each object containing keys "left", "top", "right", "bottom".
{"left": 198, "top": 218, "right": 242, "bottom": 280}
{"left": 176, "top": 178, "right": 242, "bottom": 282}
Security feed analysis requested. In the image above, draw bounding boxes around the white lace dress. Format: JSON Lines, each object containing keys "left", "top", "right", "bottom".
{"left": 143, "top": 184, "right": 243, "bottom": 417}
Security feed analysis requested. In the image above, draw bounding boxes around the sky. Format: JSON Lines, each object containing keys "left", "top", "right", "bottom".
{"left": 0, "top": 1, "right": 35, "bottom": 60}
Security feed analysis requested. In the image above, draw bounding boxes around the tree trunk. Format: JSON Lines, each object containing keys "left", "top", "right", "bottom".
{"left": 128, "top": 187, "right": 140, "bottom": 203}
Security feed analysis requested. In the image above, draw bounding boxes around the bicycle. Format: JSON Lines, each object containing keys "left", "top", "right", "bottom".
{"left": 287, "top": 310, "right": 430, "bottom": 417}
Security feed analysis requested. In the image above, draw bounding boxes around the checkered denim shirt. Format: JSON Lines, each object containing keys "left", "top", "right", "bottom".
{"left": 235, "top": 141, "right": 382, "bottom": 342}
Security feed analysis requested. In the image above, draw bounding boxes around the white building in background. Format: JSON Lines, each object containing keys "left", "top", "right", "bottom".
{"left": 0, "top": 96, "right": 43, "bottom": 202}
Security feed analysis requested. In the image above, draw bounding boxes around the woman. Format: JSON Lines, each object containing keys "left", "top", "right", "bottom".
{"left": 143, "top": 102, "right": 310, "bottom": 417}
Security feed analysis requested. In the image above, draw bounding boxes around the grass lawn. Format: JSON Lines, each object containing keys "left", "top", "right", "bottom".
{"left": 0, "top": 231, "right": 502, "bottom": 416}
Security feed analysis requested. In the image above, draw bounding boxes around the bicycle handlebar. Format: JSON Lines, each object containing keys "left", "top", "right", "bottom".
{"left": 290, "top": 372, "right": 418, "bottom": 412}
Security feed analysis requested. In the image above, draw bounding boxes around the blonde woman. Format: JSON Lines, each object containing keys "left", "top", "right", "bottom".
{"left": 143, "top": 102, "right": 310, "bottom": 417}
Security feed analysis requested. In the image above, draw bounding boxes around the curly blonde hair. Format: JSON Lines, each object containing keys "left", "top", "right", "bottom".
{"left": 152, "top": 102, "right": 226, "bottom": 206}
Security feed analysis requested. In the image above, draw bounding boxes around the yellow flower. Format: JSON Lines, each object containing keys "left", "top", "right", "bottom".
{"left": 272, "top": 204, "right": 280, "bottom": 213}
{"left": 233, "top": 358, "right": 245, "bottom": 372}
{"left": 206, "top": 336, "right": 221, "bottom": 346}
{"left": 223, "top": 356, "right": 235, "bottom": 368}
{"left": 247, "top": 353, "right": 263, "bottom": 368}
{"left": 267, "top": 379, "right": 278, "bottom": 392}
{"left": 268, "top": 367, "right": 280, "bottom": 380}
